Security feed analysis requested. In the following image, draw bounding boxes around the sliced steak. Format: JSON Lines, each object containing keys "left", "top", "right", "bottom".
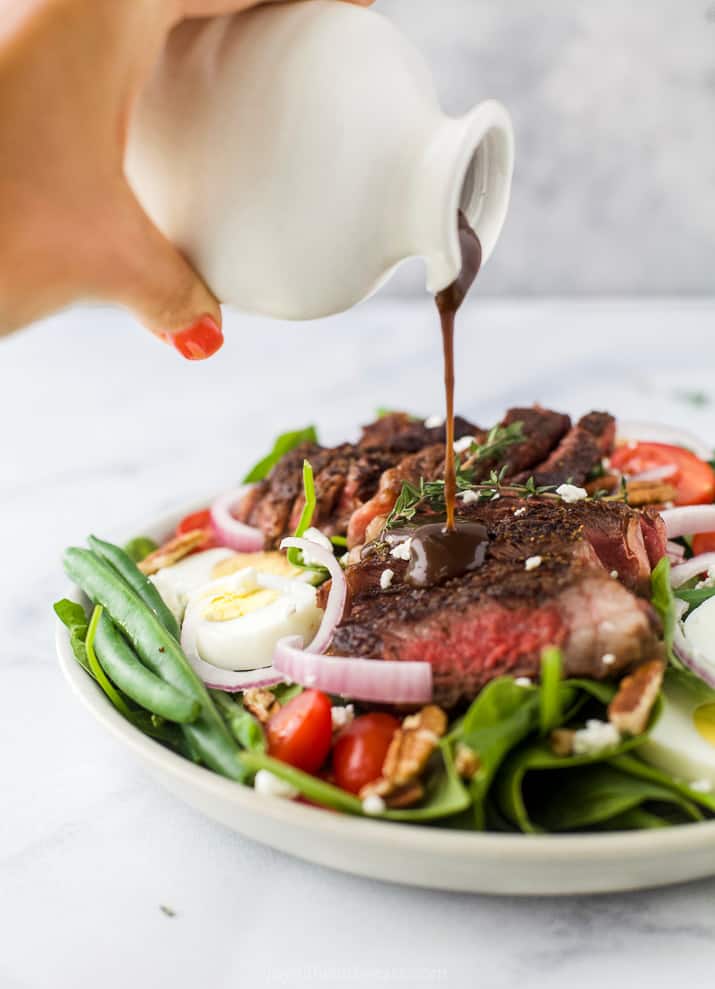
{"left": 359, "top": 412, "right": 482, "bottom": 453}
{"left": 513, "top": 412, "right": 615, "bottom": 487}
{"left": 469, "top": 406, "right": 571, "bottom": 481}
{"left": 333, "top": 496, "right": 663, "bottom": 708}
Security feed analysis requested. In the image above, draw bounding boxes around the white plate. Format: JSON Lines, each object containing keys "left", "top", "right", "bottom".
{"left": 56, "top": 502, "right": 715, "bottom": 895}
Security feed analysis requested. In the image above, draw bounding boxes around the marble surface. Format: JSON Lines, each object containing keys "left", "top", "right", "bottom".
{"left": 4, "top": 297, "right": 715, "bottom": 988}
{"left": 379, "top": 0, "right": 715, "bottom": 296}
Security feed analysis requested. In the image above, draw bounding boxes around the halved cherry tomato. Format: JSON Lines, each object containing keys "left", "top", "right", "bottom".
{"left": 610, "top": 442, "right": 715, "bottom": 506}
{"left": 332, "top": 713, "right": 400, "bottom": 794}
{"left": 693, "top": 532, "right": 715, "bottom": 556}
{"left": 266, "top": 689, "right": 333, "bottom": 774}
{"left": 175, "top": 508, "right": 218, "bottom": 549}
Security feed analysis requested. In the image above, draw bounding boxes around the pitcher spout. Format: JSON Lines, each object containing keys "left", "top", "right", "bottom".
{"left": 412, "top": 100, "right": 514, "bottom": 294}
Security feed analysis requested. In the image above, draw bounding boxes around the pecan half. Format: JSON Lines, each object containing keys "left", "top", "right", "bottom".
{"left": 243, "top": 688, "right": 280, "bottom": 724}
{"left": 138, "top": 530, "right": 207, "bottom": 575}
{"left": 454, "top": 743, "right": 480, "bottom": 780}
{"left": 359, "top": 705, "right": 447, "bottom": 807}
{"left": 608, "top": 659, "right": 665, "bottom": 735}
{"left": 549, "top": 728, "right": 576, "bottom": 757}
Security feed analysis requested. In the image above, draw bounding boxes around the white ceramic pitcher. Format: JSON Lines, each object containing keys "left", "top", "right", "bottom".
{"left": 126, "top": 0, "right": 514, "bottom": 320}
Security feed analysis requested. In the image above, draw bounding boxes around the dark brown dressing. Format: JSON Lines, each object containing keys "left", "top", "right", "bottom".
{"left": 405, "top": 520, "right": 488, "bottom": 588}
{"left": 435, "top": 209, "right": 482, "bottom": 531}
{"left": 405, "top": 210, "right": 483, "bottom": 588}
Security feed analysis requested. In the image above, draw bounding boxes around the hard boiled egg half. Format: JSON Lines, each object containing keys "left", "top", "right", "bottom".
{"left": 640, "top": 678, "right": 715, "bottom": 792}
{"left": 181, "top": 567, "right": 322, "bottom": 672}
{"left": 151, "top": 548, "right": 306, "bottom": 623}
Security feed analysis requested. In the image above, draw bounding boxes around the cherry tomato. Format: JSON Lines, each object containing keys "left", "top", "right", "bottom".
{"left": 693, "top": 532, "right": 715, "bottom": 555}
{"left": 610, "top": 442, "right": 715, "bottom": 506}
{"left": 175, "top": 508, "right": 218, "bottom": 549}
{"left": 266, "top": 689, "right": 333, "bottom": 774}
{"left": 332, "top": 713, "right": 400, "bottom": 794}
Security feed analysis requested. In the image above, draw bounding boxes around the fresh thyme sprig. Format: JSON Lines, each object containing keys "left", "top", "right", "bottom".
{"left": 386, "top": 467, "right": 558, "bottom": 529}
{"left": 464, "top": 420, "right": 524, "bottom": 464}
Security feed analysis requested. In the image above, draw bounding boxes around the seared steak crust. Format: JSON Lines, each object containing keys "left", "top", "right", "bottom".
{"left": 332, "top": 496, "right": 663, "bottom": 708}
{"left": 237, "top": 407, "right": 617, "bottom": 550}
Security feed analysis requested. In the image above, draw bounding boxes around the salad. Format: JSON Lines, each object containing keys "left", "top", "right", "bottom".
{"left": 55, "top": 407, "right": 715, "bottom": 833}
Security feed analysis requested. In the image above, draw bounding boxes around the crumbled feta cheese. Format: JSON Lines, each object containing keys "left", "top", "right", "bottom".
{"left": 299, "top": 526, "right": 333, "bottom": 565}
{"left": 304, "top": 673, "right": 317, "bottom": 685}
{"left": 513, "top": 507, "right": 527, "bottom": 517}
{"left": 610, "top": 570, "right": 619, "bottom": 579}
{"left": 572, "top": 719, "right": 621, "bottom": 757}
{"left": 331, "top": 704, "right": 355, "bottom": 731}
{"left": 254, "top": 770, "right": 299, "bottom": 800}
{"left": 460, "top": 489, "right": 480, "bottom": 504}
{"left": 491, "top": 492, "right": 501, "bottom": 501}
{"left": 556, "top": 482, "right": 588, "bottom": 503}
{"left": 514, "top": 676, "right": 533, "bottom": 687}
{"left": 601, "top": 653, "right": 616, "bottom": 666}
{"left": 627, "top": 440, "right": 638, "bottom": 451}
{"left": 424, "top": 414, "right": 443, "bottom": 428}
{"left": 362, "top": 794, "right": 386, "bottom": 815}
{"left": 525, "top": 555, "right": 542, "bottom": 571}
{"left": 453, "top": 435, "right": 475, "bottom": 454}
{"left": 390, "top": 539, "right": 412, "bottom": 561}
{"left": 689, "top": 778, "right": 713, "bottom": 793}
{"left": 602, "top": 457, "right": 611, "bottom": 470}
{"left": 380, "top": 568, "right": 395, "bottom": 590}
{"left": 663, "top": 501, "right": 675, "bottom": 509}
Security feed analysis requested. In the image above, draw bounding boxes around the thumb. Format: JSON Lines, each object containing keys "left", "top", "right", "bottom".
{"left": 96, "top": 181, "right": 224, "bottom": 360}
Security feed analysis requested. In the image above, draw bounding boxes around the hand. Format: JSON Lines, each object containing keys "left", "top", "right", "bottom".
{"left": 0, "top": 0, "right": 372, "bottom": 358}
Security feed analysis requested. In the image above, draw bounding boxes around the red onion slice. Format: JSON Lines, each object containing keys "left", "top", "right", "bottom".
{"left": 280, "top": 536, "right": 347, "bottom": 654}
{"left": 274, "top": 635, "right": 432, "bottom": 704}
{"left": 666, "top": 539, "right": 686, "bottom": 563}
{"left": 210, "top": 487, "right": 264, "bottom": 552}
{"left": 180, "top": 602, "right": 284, "bottom": 691}
{"left": 670, "top": 553, "right": 715, "bottom": 588}
{"left": 660, "top": 506, "right": 715, "bottom": 539}
{"left": 616, "top": 420, "right": 713, "bottom": 461}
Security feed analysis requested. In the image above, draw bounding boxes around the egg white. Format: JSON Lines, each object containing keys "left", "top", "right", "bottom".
{"left": 182, "top": 567, "right": 322, "bottom": 671}
{"left": 150, "top": 548, "right": 236, "bottom": 622}
{"left": 640, "top": 678, "right": 715, "bottom": 789}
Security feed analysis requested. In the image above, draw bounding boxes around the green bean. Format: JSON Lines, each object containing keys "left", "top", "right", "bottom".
{"left": 64, "top": 546, "right": 246, "bottom": 782}
{"left": 94, "top": 611, "right": 200, "bottom": 723}
{"left": 211, "top": 690, "right": 265, "bottom": 752}
{"left": 88, "top": 535, "right": 180, "bottom": 639}
{"left": 85, "top": 605, "right": 136, "bottom": 720}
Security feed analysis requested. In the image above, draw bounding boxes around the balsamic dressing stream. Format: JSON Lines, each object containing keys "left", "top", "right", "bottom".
{"left": 405, "top": 210, "right": 487, "bottom": 589}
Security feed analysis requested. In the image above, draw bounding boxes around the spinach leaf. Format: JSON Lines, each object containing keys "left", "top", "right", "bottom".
{"left": 675, "top": 586, "right": 715, "bottom": 610}
{"left": 610, "top": 752, "right": 715, "bottom": 814}
{"left": 54, "top": 598, "right": 91, "bottom": 674}
{"left": 240, "top": 743, "right": 469, "bottom": 822}
{"left": 382, "top": 744, "right": 470, "bottom": 822}
{"left": 123, "top": 536, "right": 158, "bottom": 563}
{"left": 240, "top": 751, "right": 363, "bottom": 814}
{"left": 494, "top": 717, "right": 658, "bottom": 833}
{"left": 598, "top": 807, "right": 672, "bottom": 830}
{"left": 529, "top": 762, "right": 702, "bottom": 831}
{"left": 454, "top": 678, "right": 542, "bottom": 828}
{"left": 651, "top": 556, "right": 677, "bottom": 664}
{"left": 242, "top": 426, "right": 318, "bottom": 484}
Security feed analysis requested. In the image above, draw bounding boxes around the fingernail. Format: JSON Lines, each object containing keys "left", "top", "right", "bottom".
{"left": 164, "top": 316, "right": 223, "bottom": 360}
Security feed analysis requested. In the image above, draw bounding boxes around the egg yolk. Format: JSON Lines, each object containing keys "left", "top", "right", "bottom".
{"left": 211, "top": 551, "right": 302, "bottom": 580}
{"left": 204, "top": 588, "right": 280, "bottom": 622}
{"left": 694, "top": 703, "right": 715, "bottom": 747}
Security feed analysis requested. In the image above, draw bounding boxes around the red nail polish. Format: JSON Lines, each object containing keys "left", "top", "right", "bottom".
{"left": 165, "top": 316, "right": 223, "bottom": 360}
